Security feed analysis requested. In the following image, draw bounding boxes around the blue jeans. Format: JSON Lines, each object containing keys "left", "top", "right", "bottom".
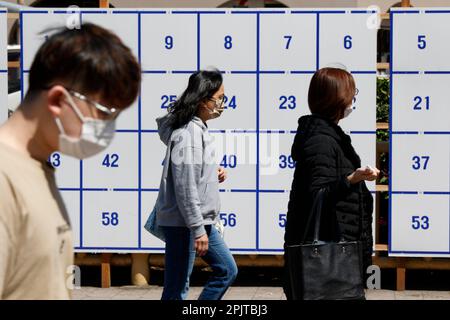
{"left": 161, "top": 224, "right": 238, "bottom": 300}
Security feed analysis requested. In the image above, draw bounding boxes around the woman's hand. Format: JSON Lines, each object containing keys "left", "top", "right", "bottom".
{"left": 218, "top": 167, "right": 227, "bottom": 183}
{"left": 194, "top": 234, "right": 209, "bottom": 256}
{"left": 347, "top": 166, "right": 380, "bottom": 184}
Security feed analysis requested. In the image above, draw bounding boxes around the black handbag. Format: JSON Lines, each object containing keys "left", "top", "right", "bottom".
{"left": 286, "top": 188, "right": 365, "bottom": 300}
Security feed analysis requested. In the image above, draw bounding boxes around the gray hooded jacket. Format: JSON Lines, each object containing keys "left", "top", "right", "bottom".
{"left": 154, "top": 113, "right": 220, "bottom": 238}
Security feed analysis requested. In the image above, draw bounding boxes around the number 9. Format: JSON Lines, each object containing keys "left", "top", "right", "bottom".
{"left": 165, "top": 36, "right": 173, "bottom": 50}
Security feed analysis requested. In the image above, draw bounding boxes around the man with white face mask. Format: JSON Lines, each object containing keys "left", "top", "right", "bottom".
{"left": 0, "top": 23, "right": 141, "bottom": 299}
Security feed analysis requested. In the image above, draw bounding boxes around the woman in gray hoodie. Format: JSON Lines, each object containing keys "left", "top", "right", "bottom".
{"left": 155, "top": 69, "right": 237, "bottom": 300}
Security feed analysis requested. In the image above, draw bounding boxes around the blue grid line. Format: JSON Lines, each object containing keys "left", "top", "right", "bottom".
{"left": 0, "top": 70, "right": 8, "bottom": 73}
{"left": 392, "top": 71, "right": 419, "bottom": 74}
{"left": 209, "top": 129, "right": 226, "bottom": 133}
{"left": 391, "top": 10, "right": 420, "bottom": 14}
{"left": 259, "top": 190, "right": 285, "bottom": 193}
{"left": 260, "top": 130, "right": 286, "bottom": 134}
{"left": 389, "top": 10, "right": 393, "bottom": 254}
{"left": 290, "top": 71, "right": 316, "bottom": 74}
{"left": 172, "top": 10, "right": 226, "bottom": 14}
{"left": 315, "top": 10, "right": 346, "bottom": 14}
{"left": 138, "top": 69, "right": 375, "bottom": 75}
{"left": 79, "top": 160, "right": 83, "bottom": 248}
{"left": 256, "top": 13, "right": 260, "bottom": 250}
{"left": 230, "top": 130, "right": 258, "bottom": 133}
{"left": 350, "top": 131, "right": 376, "bottom": 134}
{"left": 19, "top": 12, "right": 24, "bottom": 101}
{"left": 230, "top": 189, "right": 257, "bottom": 193}
{"left": 113, "top": 188, "right": 139, "bottom": 192}
{"left": 77, "top": 10, "right": 107, "bottom": 14}
{"left": 351, "top": 10, "right": 378, "bottom": 14}
{"left": 142, "top": 70, "right": 167, "bottom": 74}
{"left": 392, "top": 131, "right": 419, "bottom": 134}
{"left": 391, "top": 191, "right": 418, "bottom": 195}
{"left": 116, "top": 129, "right": 139, "bottom": 133}
{"left": 424, "top": 10, "right": 450, "bottom": 14}
{"left": 138, "top": 12, "right": 142, "bottom": 249}
{"left": 424, "top": 131, "right": 450, "bottom": 135}
{"left": 20, "top": 10, "right": 48, "bottom": 14}
{"left": 256, "top": 11, "right": 286, "bottom": 14}
{"left": 425, "top": 10, "right": 450, "bottom": 13}
{"left": 351, "top": 71, "right": 377, "bottom": 74}
{"left": 53, "top": 10, "right": 77, "bottom": 14}
{"left": 259, "top": 71, "right": 285, "bottom": 74}
{"left": 197, "top": 13, "right": 200, "bottom": 71}
{"left": 316, "top": 13, "right": 319, "bottom": 70}
{"left": 231, "top": 11, "right": 262, "bottom": 14}
{"left": 230, "top": 71, "right": 258, "bottom": 74}
{"left": 424, "top": 71, "right": 450, "bottom": 74}
{"left": 130, "top": 11, "right": 166, "bottom": 14}
{"left": 389, "top": 250, "right": 450, "bottom": 254}
{"left": 291, "top": 11, "right": 322, "bottom": 14}
{"left": 172, "top": 70, "right": 197, "bottom": 74}
{"left": 423, "top": 192, "right": 450, "bottom": 195}
{"left": 141, "top": 189, "right": 160, "bottom": 192}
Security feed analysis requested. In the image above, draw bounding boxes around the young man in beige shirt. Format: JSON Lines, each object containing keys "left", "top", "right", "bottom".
{"left": 0, "top": 23, "right": 141, "bottom": 299}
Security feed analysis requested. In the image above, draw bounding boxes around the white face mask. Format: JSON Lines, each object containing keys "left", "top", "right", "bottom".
{"left": 54, "top": 92, "right": 116, "bottom": 159}
{"left": 206, "top": 106, "right": 223, "bottom": 119}
{"left": 343, "top": 106, "right": 353, "bottom": 119}
{"left": 204, "top": 98, "right": 224, "bottom": 120}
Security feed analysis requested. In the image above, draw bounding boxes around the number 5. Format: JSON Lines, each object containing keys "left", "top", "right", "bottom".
{"left": 418, "top": 35, "right": 426, "bottom": 49}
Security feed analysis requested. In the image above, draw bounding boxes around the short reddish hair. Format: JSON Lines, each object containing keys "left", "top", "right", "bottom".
{"left": 308, "top": 68, "right": 356, "bottom": 122}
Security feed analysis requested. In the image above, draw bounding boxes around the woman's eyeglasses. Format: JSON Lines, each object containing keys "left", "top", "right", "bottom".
{"left": 353, "top": 88, "right": 359, "bottom": 103}
{"left": 208, "top": 96, "right": 225, "bottom": 108}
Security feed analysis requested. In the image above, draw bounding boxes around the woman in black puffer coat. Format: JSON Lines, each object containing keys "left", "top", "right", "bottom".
{"left": 283, "top": 67, "right": 379, "bottom": 300}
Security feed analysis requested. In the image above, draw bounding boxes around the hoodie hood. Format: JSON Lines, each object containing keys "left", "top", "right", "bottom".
{"left": 156, "top": 113, "right": 208, "bottom": 146}
{"left": 156, "top": 113, "right": 174, "bottom": 146}
{"left": 291, "top": 114, "right": 348, "bottom": 162}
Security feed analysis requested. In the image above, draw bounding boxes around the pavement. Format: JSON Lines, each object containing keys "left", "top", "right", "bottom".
{"left": 72, "top": 286, "right": 450, "bottom": 300}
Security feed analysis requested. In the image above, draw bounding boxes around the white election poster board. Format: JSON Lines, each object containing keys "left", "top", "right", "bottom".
{"left": 390, "top": 8, "right": 450, "bottom": 257}
{"left": 21, "top": 8, "right": 377, "bottom": 254}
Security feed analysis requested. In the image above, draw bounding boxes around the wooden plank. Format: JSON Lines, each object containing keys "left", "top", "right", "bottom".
{"left": 401, "top": 0, "right": 411, "bottom": 7}
{"left": 101, "top": 253, "right": 112, "bottom": 288}
{"left": 377, "top": 141, "right": 389, "bottom": 153}
{"left": 376, "top": 122, "right": 389, "bottom": 130}
{"left": 377, "top": 62, "right": 389, "bottom": 70}
{"left": 397, "top": 267, "right": 406, "bottom": 291}
{"left": 376, "top": 184, "right": 388, "bottom": 192}
{"left": 99, "top": 0, "right": 110, "bottom": 8}
{"left": 8, "top": 13, "right": 19, "bottom": 20}
{"left": 8, "top": 61, "right": 20, "bottom": 68}
{"left": 375, "top": 244, "right": 388, "bottom": 251}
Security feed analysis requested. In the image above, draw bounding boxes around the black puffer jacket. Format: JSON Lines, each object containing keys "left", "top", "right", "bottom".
{"left": 283, "top": 114, "right": 373, "bottom": 294}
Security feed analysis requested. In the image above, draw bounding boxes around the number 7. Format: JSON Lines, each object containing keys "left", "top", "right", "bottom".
{"left": 284, "top": 35, "right": 292, "bottom": 49}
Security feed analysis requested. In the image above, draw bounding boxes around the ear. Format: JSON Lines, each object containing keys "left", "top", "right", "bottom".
{"left": 46, "top": 85, "right": 67, "bottom": 118}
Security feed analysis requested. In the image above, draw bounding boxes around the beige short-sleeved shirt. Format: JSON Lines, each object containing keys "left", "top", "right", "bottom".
{"left": 0, "top": 142, "right": 73, "bottom": 300}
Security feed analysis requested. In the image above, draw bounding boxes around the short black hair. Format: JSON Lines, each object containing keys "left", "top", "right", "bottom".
{"left": 26, "top": 23, "right": 141, "bottom": 110}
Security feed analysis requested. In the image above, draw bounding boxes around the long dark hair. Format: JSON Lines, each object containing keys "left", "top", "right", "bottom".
{"left": 168, "top": 69, "right": 223, "bottom": 129}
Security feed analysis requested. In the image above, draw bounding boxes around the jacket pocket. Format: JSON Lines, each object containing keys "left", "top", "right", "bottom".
{"left": 201, "top": 180, "right": 220, "bottom": 215}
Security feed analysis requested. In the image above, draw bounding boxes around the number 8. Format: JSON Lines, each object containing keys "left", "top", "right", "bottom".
{"left": 224, "top": 35, "right": 233, "bottom": 50}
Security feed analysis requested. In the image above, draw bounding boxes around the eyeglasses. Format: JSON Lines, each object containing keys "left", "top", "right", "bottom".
{"left": 208, "top": 96, "right": 225, "bottom": 109}
{"left": 68, "top": 90, "right": 119, "bottom": 120}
